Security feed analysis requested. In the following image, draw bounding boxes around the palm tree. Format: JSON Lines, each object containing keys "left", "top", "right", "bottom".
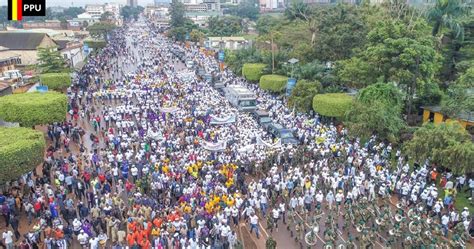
{"left": 427, "top": 0, "right": 471, "bottom": 40}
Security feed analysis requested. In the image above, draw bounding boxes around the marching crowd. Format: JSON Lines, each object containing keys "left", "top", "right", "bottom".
{"left": 1, "top": 17, "right": 473, "bottom": 249}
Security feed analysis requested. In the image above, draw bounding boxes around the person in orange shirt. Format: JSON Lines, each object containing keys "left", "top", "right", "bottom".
{"left": 127, "top": 231, "right": 136, "bottom": 247}
{"left": 139, "top": 237, "right": 151, "bottom": 249}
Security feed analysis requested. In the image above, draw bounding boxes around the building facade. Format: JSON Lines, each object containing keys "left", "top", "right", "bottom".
{"left": 127, "top": 0, "right": 138, "bottom": 7}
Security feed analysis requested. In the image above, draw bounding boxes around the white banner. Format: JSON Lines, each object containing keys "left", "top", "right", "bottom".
{"left": 238, "top": 144, "right": 255, "bottom": 153}
{"left": 201, "top": 140, "right": 227, "bottom": 151}
{"left": 160, "top": 107, "right": 180, "bottom": 113}
{"left": 256, "top": 136, "right": 281, "bottom": 148}
{"left": 209, "top": 114, "right": 236, "bottom": 125}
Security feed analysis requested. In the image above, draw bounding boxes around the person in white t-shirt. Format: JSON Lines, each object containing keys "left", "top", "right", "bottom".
{"left": 2, "top": 230, "right": 13, "bottom": 249}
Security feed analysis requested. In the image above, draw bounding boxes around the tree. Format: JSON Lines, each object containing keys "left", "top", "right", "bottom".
{"left": 120, "top": 6, "right": 143, "bottom": 21}
{"left": 189, "top": 29, "right": 205, "bottom": 43}
{"left": 0, "top": 92, "right": 67, "bottom": 128}
{"left": 259, "top": 75, "right": 288, "bottom": 92}
{"left": 312, "top": 93, "right": 353, "bottom": 118}
{"left": 39, "top": 73, "right": 72, "bottom": 91}
{"left": 441, "top": 68, "right": 474, "bottom": 117}
{"left": 289, "top": 60, "right": 336, "bottom": 87}
{"left": 335, "top": 57, "right": 377, "bottom": 89}
{"left": 313, "top": 4, "right": 368, "bottom": 62}
{"left": 288, "top": 79, "right": 322, "bottom": 113}
{"left": 339, "top": 19, "right": 442, "bottom": 117}
{"left": 224, "top": 47, "right": 263, "bottom": 75}
{"left": 0, "top": 127, "right": 46, "bottom": 184}
{"left": 100, "top": 11, "right": 114, "bottom": 22}
{"left": 284, "top": 0, "right": 319, "bottom": 44}
{"left": 256, "top": 15, "right": 284, "bottom": 35}
{"left": 242, "top": 63, "right": 267, "bottom": 82}
{"left": 427, "top": 0, "right": 470, "bottom": 38}
{"left": 87, "top": 22, "right": 117, "bottom": 40}
{"left": 37, "top": 47, "right": 69, "bottom": 73}
{"left": 208, "top": 16, "right": 243, "bottom": 36}
{"left": 170, "top": 0, "right": 186, "bottom": 28}
{"left": 357, "top": 83, "right": 404, "bottom": 109}
{"left": 405, "top": 122, "right": 474, "bottom": 174}
{"left": 228, "top": 0, "right": 260, "bottom": 20}
{"left": 345, "top": 100, "right": 405, "bottom": 142}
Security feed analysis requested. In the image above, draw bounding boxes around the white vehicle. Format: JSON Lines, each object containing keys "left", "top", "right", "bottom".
{"left": 225, "top": 85, "right": 257, "bottom": 112}
{"left": 3, "top": 70, "right": 22, "bottom": 80}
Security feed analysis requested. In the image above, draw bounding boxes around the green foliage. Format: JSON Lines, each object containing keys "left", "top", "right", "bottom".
{"left": 208, "top": 16, "right": 243, "bottom": 36}
{"left": 259, "top": 75, "right": 288, "bottom": 92}
{"left": 0, "top": 127, "right": 45, "bottom": 184}
{"left": 415, "top": 82, "right": 444, "bottom": 107}
{"left": 335, "top": 57, "right": 377, "bottom": 88}
{"left": 458, "top": 67, "right": 474, "bottom": 87}
{"left": 288, "top": 79, "right": 321, "bottom": 113}
{"left": 404, "top": 122, "right": 474, "bottom": 174}
{"left": 345, "top": 100, "right": 406, "bottom": 143}
{"left": 357, "top": 83, "right": 404, "bottom": 109}
{"left": 170, "top": 0, "right": 187, "bottom": 28}
{"left": 242, "top": 63, "right": 266, "bottom": 82}
{"left": 224, "top": 47, "right": 264, "bottom": 75}
{"left": 120, "top": 6, "right": 144, "bottom": 21}
{"left": 190, "top": 29, "right": 205, "bottom": 42}
{"left": 0, "top": 92, "right": 67, "bottom": 127}
{"left": 256, "top": 15, "right": 284, "bottom": 34}
{"left": 441, "top": 84, "right": 474, "bottom": 117}
{"left": 39, "top": 73, "right": 71, "bottom": 91}
{"left": 313, "top": 4, "right": 368, "bottom": 62}
{"left": 289, "top": 60, "right": 336, "bottom": 86}
{"left": 265, "top": 236, "right": 277, "bottom": 249}
{"left": 37, "top": 47, "right": 69, "bottom": 74}
{"left": 85, "top": 40, "right": 107, "bottom": 49}
{"left": 226, "top": 0, "right": 260, "bottom": 20}
{"left": 87, "top": 22, "right": 117, "bottom": 40}
{"left": 427, "top": 0, "right": 470, "bottom": 38}
{"left": 312, "top": 93, "right": 353, "bottom": 118}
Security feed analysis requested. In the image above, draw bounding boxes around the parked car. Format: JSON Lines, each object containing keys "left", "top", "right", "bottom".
{"left": 252, "top": 110, "right": 272, "bottom": 129}
{"left": 267, "top": 123, "right": 299, "bottom": 144}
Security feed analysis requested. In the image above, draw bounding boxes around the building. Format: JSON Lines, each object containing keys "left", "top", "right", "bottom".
{"left": 23, "top": 20, "right": 62, "bottom": 30}
{"left": 127, "top": 0, "right": 138, "bottom": 7}
{"left": 55, "top": 39, "right": 85, "bottom": 69}
{"left": 67, "top": 20, "right": 83, "bottom": 31}
{"left": 74, "top": 13, "right": 101, "bottom": 26}
{"left": 259, "top": 0, "right": 285, "bottom": 11}
{"left": 185, "top": 11, "right": 221, "bottom": 26}
{"left": 104, "top": 3, "right": 121, "bottom": 19}
{"left": 422, "top": 105, "right": 474, "bottom": 131}
{"left": 0, "top": 32, "right": 58, "bottom": 65}
{"left": 0, "top": 46, "right": 21, "bottom": 74}
{"left": 206, "top": 37, "right": 249, "bottom": 50}
{"left": 85, "top": 4, "right": 105, "bottom": 19}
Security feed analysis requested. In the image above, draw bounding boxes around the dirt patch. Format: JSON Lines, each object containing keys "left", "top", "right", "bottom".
{"left": 240, "top": 224, "right": 258, "bottom": 249}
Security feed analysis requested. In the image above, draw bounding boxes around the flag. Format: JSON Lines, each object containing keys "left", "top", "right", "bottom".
{"left": 8, "top": 0, "right": 23, "bottom": 21}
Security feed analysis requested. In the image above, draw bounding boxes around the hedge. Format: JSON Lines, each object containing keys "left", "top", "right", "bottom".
{"left": 39, "top": 73, "right": 71, "bottom": 91}
{"left": 259, "top": 75, "right": 288, "bottom": 93}
{"left": 242, "top": 63, "right": 266, "bottom": 82}
{"left": 0, "top": 127, "right": 45, "bottom": 184}
{"left": 85, "top": 40, "right": 106, "bottom": 49}
{"left": 312, "top": 93, "right": 353, "bottom": 118}
{"left": 0, "top": 91, "right": 67, "bottom": 127}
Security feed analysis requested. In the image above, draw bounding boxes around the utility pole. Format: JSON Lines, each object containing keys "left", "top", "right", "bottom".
{"left": 271, "top": 33, "right": 275, "bottom": 73}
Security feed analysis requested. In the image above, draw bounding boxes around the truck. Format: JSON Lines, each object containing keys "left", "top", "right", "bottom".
{"left": 224, "top": 85, "right": 257, "bottom": 112}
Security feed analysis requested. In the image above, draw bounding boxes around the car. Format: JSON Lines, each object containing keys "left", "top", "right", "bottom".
{"left": 252, "top": 110, "right": 272, "bottom": 129}
{"left": 267, "top": 123, "right": 299, "bottom": 144}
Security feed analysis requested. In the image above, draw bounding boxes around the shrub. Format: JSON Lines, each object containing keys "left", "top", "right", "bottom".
{"left": 0, "top": 127, "right": 45, "bottom": 184}
{"left": 39, "top": 73, "right": 71, "bottom": 91}
{"left": 312, "top": 93, "right": 353, "bottom": 117}
{"left": 259, "top": 75, "right": 288, "bottom": 92}
{"left": 0, "top": 91, "right": 67, "bottom": 127}
{"left": 85, "top": 40, "right": 106, "bottom": 49}
{"left": 242, "top": 63, "right": 266, "bottom": 82}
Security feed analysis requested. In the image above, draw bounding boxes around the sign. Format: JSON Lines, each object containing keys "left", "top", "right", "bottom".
{"left": 286, "top": 78, "right": 297, "bottom": 96}
{"left": 185, "top": 33, "right": 190, "bottom": 40}
{"left": 8, "top": 0, "right": 45, "bottom": 21}
{"left": 218, "top": 51, "right": 225, "bottom": 62}
{"left": 36, "top": 85, "right": 48, "bottom": 93}
{"left": 83, "top": 44, "right": 89, "bottom": 53}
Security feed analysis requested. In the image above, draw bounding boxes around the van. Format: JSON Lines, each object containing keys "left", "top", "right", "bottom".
{"left": 225, "top": 85, "right": 257, "bottom": 112}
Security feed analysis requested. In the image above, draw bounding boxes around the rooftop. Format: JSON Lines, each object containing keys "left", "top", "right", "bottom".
{"left": 0, "top": 32, "right": 51, "bottom": 50}
{"left": 422, "top": 106, "right": 474, "bottom": 123}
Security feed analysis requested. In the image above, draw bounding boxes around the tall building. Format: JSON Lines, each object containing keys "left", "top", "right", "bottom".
{"left": 154, "top": 0, "right": 171, "bottom": 6}
{"left": 127, "top": 0, "right": 138, "bottom": 7}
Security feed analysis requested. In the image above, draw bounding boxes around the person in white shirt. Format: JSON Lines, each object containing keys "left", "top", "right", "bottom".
{"left": 78, "top": 230, "right": 89, "bottom": 248}
{"left": 441, "top": 214, "right": 450, "bottom": 237}
{"left": 249, "top": 213, "right": 260, "bottom": 239}
{"left": 272, "top": 208, "right": 280, "bottom": 230}
{"left": 2, "top": 230, "right": 13, "bottom": 249}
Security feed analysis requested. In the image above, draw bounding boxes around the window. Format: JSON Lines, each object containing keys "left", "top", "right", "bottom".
{"left": 239, "top": 100, "right": 256, "bottom": 107}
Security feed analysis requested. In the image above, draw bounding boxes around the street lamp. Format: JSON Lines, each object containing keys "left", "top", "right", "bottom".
{"left": 288, "top": 58, "right": 299, "bottom": 79}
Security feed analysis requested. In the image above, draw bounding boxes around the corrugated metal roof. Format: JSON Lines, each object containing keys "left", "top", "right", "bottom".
{"left": 0, "top": 32, "right": 50, "bottom": 50}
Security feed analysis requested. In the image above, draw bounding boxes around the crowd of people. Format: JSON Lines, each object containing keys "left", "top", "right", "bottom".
{"left": 0, "top": 17, "right": 473, "bottom": 249}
